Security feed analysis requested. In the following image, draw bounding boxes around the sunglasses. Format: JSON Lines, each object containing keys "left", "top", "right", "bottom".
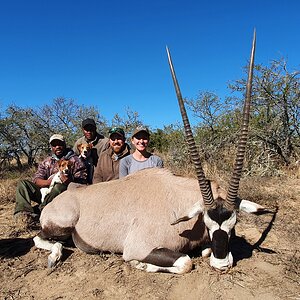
{"left": 50, "top": 140, "right": 65, "bottom": 147}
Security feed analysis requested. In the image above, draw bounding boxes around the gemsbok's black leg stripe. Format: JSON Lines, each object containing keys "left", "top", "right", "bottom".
{"left": 142, "top": 248, "right": 185, "bottom": 267}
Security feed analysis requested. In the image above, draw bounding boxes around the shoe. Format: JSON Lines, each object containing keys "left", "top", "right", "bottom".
{"left": 14, "top": 211, "right": 40, "bottom": 230}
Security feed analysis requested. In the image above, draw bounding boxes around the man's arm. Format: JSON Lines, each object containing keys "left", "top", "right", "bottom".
{"left": 33, "top": 160, "right": 53, "bottom": 188}
{"left": 34, "top": 177, "right": 53, "bottom": 188}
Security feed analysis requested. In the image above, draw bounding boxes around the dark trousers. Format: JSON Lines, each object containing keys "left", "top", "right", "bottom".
{"left": 14, "top": 179, "right": 67, "bottom": 215}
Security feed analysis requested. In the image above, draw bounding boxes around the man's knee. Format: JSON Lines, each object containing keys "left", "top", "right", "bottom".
{"left": 16, "top": 179, "right": 38, "bottom": 194}
{"left": 17, "top": 179, "right": 30, "bottom": 190}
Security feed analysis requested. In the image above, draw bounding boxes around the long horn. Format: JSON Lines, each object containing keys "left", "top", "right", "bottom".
{"left": 225, "top": 29, "right": 256, "bottom": 210}
{"left": 166, "top": 46, "right": 214, "bottom": 208}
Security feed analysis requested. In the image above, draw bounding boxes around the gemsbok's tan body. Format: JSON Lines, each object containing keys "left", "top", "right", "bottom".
{"left": 34, "top": 30, "right": 265, "bottom": 274}
{"left": 37, "top": 169, "right": 215, "bottom": 271}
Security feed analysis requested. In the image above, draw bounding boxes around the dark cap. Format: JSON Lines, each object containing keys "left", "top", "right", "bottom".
{"left": 109, "top": 127, "right": 125, "bottom": 138}
{"left": 82, "top": 118, "right": 96, "bottom": 128}
{"left": 132, "top": 126, "right": 150, "bottom": 138}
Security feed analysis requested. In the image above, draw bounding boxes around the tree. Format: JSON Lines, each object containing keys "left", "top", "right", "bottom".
{"left": 0, "top": 98, "right": 106, "bottom": 168}
{"left": 149, "top": 128, "right": 169, "bottom": 153}
{"left": 0, "top": 106, "right": 46, "bottom": 167}
{"left": 38, "top": 97, "right": 107, "bottom": 145}
{"left": 184, "top": 92, "right": 241, "bottom": 168}
{"left": 110, "top": 108, "right": 143, "bottom": 140}
{"left": 229, "top": 57, "right": 300, "bottom": 165}
{"left": 185, "top": 92, "right": 232, "bottom": 132}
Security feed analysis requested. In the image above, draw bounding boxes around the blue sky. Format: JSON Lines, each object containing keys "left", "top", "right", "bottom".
{"left": 0, "top": 0, "right": 299, "bottom": 129}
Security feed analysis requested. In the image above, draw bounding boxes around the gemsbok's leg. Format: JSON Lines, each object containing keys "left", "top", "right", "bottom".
{"left": 36, "top": 193, "right": 79, "bottom": 267}
{"left": 129, "top": 248, "right": 193, "bottom": 274}
{"left": 33, "top": 234, "right": 63, "bottom": 268}
{"left": 123, "top": 223, "right": 193, "bottom": 274}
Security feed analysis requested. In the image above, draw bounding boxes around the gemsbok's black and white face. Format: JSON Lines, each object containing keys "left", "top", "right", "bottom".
{"left": 203, "top": 205, "right": 237, "bottom": 270}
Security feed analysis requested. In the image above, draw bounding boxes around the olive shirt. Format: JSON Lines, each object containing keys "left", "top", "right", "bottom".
{"left": 93, "top": 144, "right": 131, "bottom": 183}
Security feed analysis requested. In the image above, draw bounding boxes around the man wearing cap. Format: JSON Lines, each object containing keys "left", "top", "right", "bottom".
{"left": 93, "top": 127, "right": 130, "bottom": 183}
{"left": 73, "top": 118, "right": 109, "bottom": 166}
{"left": 14, "top": 134, "right": 88, "bottom": 228}
{"left": 119, "top": 126, "right": 163, "bottom": 178}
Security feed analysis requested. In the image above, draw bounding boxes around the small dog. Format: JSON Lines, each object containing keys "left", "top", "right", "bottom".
{"left": 40, "top": 159, "right": 73, "bottom": 203}
{"left": 77, "top": 142, "right": 94, "bottom": 184}
{"left": 77, "top": 143, "right": 93, "bottom": 160}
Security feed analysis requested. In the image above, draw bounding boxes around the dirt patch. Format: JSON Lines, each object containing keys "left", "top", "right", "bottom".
{"left": 1, "top": 177, "right": 299, "bottom": 300}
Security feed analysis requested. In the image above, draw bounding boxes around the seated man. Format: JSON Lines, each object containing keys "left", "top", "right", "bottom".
{"left": 14, "top": 134, "right": 88, "bottom": 229}
{"left": 93, "top": 127, "right": 130, "bottom": 183}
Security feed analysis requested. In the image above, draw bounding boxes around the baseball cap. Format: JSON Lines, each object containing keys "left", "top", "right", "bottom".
{"left": 132, "top": 126, "right": 150, "bottom": 138}
{"left": 109, "top": 127, "right": 125, "bottom": 138}
{"left": 82, "top": 118, "right": 96, "bottom": 128}
{"left": 49, "top": 134, "right": 65, "bottom": 144}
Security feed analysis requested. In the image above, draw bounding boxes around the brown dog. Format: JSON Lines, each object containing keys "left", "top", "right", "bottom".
{"left": 77, "top": 143, "right": 93, "bottom": 160}
{"left": 40, "top": 159, "right": 73, "bottom": 203}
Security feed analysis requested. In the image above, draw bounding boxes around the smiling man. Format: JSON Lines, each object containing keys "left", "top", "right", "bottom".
{"left": 14, "top": 134, "right": 88, "bottom": 229}
{"left": 93, "top": 127, "right": 131, "bottom": 183}
{"left": 73, "top": 118, "right": 109, "bottom": 166}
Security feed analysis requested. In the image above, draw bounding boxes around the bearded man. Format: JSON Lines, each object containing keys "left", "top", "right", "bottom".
{"left": 93, "top": 127, "right": 130, "bottom": 183}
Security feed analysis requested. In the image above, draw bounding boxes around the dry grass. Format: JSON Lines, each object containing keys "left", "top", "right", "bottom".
{"left": 0, "top": 163, "right": 300, "bottom": 299}
{"left": 0, "top": 167, "right": 34, "bottom": 205}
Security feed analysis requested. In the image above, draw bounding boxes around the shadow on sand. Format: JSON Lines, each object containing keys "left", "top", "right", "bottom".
{"left": 0, "top": 237, "right": 34, "bottom": 258}
{"left": 231, "top": 206, "right": 278, "bottom": 265}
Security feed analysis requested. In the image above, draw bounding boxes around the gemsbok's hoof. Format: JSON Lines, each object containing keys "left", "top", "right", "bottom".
{"left": 47, "top": 242, "right": 63, "bottom": 268}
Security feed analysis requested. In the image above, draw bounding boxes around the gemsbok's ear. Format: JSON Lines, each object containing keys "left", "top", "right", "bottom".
{"left": 171, "top": 202, "right": 203, "bottom": 225}
{"left": 238, "top": 199, "right": 265, "bottom": 214}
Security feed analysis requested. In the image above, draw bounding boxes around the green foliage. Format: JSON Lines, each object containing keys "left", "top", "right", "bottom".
{"left": 37, "top": 97, "right": 107, "bottom": 146}
{"left": 0, "top": 98, "right": 105, "bottom": 167}
{"left": 110, "top": 108, "right": 143, "bottom": 139}
{"left": 183, "top": 57, "right": 300, "bottom": 175}
{"left": 150, "top": 124, "right": 191, "bottom": 172}
{"left": 229, "top": 57, "right": 300, "bottom": 166}
{"left": 1, "top": 57, "right": 299, "bottom": 176}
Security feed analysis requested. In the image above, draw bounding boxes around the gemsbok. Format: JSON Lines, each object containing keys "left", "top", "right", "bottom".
{"left": 34, "top": 30, "right": 265, "bottom": 274}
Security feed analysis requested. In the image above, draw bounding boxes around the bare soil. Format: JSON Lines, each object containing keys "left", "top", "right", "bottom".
{"left": 0, "top": 176, "right": 299, "bottom": 300}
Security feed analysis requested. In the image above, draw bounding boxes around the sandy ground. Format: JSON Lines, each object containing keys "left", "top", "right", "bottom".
{"left": 0, "top": 177, "right": 299, "bottom": 300}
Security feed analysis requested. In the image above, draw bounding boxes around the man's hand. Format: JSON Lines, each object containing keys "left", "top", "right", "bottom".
{"left": 35, "top": 177, "right": 53, "bottom": 188}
